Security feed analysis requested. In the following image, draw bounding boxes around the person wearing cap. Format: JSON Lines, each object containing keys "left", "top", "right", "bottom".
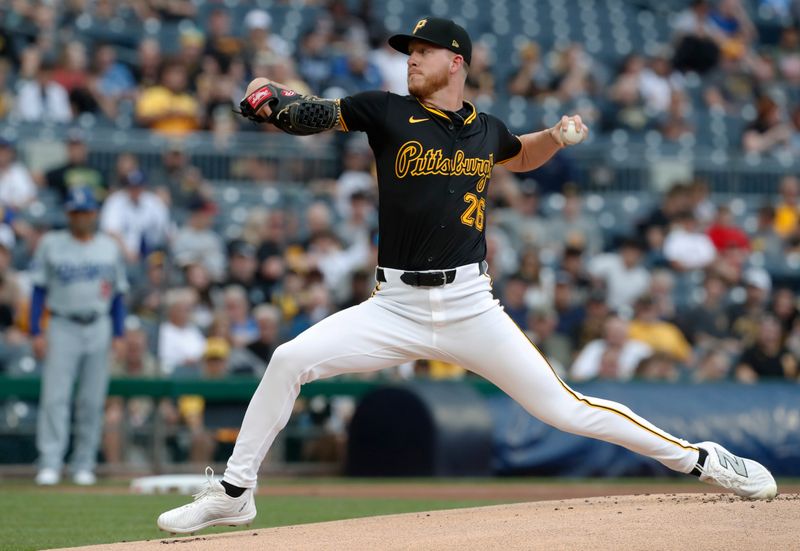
{"left": 158, "top": 17, "right": 775, "bottom": 535}
{"left": 727, "top": 267, "right": 772, "bottom": 350}
{"left": 172, "top": 193, "right": 225, "bottom": 281}
{"left": 29, "top": 187, "right": 128, "bottom": 486}
{"left": 222, "top": 239, "right": 263, "bottom": 305}
{"left": 99, "top": 169, "right": 171, "bottom": 264}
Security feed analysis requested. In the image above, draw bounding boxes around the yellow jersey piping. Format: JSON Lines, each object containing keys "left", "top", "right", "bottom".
{"left": 463, "top": 101, "right": 477, "bottom": 124}
{"left": 415, "top": 98, "right": 477, "bottom": 125}
{"left": 336, "top": 99, "right": 349, "bottom": 132}
{"left": 508, "top": 317, "right": 699, "bottom": 453}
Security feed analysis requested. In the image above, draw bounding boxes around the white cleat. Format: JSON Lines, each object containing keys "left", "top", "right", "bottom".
{"left": 695, "top": 441, "right": 778, "bottom": 500}
{"left": 156, "top": 467, "right": 256, "bottom": 535}
{"left": 73, "top": 471, "right": 97, "bottom": 486}
{"left": 35, "top": 468, "right": 61, "bottom": 486}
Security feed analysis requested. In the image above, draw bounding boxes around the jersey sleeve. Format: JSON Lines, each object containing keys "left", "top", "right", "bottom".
{"left": 489, "top": 115, "right": 523, "bottom": 165}
{"left": 338, "top": 91, "right": 390, "bottom": 134}
{"left": 29, "top": 234, "right": 50, "bottom": 288}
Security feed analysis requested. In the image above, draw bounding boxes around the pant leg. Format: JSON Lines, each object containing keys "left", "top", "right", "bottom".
{"left": 224, "top": 296, "right": 433, "bottom": 488}
{"left": 439, "top": 297, "right": 700, "bottom": 474}
{"left": 71, "top": 318, "right": 112, "bottom": 473}
{"left": 36, "top": 318, "right": 82, "bottom": 471}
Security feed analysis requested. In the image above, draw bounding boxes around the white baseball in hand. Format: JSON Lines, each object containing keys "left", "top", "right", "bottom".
{"left": 560, "top": 119, "right": 585, "bottom": 145}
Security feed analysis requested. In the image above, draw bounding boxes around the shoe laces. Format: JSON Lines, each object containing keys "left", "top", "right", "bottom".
{"left": 191, "top": 466, "right": 223, "bottom": 502}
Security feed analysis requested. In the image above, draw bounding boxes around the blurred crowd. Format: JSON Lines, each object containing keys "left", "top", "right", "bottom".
{"left": 1, "top": 138, "right": 799, "bottom": 390}
{"left": 0, "top": 0, "right": 799, "bottom": 466}
{"left": 0, "top": 1, "right": 798, "bottom": 151}
{"left": 0, "top": 1, "right": 796, "bottom": 384}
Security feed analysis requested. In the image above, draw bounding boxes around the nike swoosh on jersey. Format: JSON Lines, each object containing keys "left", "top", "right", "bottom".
{"left": 408, "top": 116, "right": 429, "bottom": 124}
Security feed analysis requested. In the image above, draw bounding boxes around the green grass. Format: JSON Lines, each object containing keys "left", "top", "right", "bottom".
{"left": 3, "top": 477, "right": 798, "bottom": 550}
{"left": 0, "top": 489, "right": 508, "bottom": 551}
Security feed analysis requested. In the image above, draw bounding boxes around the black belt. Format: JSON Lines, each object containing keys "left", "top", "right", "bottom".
{"left": 51, "top": 311, "right": 100, "bottom": 325}
{"left": 376, "top": 262, "right": 486, "bottom": 287}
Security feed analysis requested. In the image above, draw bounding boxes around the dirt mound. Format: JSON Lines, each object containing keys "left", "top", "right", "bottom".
{"left": 51, "top": 493, "right": 800, "bottom": 551}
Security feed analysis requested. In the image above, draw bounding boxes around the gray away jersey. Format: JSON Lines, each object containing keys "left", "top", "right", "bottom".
{"left": 30, "top": 231, "right": 128, "bottom": 315}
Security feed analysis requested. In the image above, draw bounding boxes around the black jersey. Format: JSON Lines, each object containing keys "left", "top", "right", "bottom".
{"left": 339, "top": 91, "right": 522, "bottom": 270}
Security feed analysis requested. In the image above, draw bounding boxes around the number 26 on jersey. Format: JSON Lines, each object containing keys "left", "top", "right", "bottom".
{"left": 460, "top": 192, "right": 486, "bottom": 232}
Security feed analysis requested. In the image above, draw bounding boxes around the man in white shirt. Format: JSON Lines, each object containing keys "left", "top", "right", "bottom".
{"left": 16, "top": 58, "right": 72, "bottom": 123}
{"left": 0, "top": 138, "right": 36, "bottom": 209}
{"left": 570, "top": 315, "right": 653, "bottom": 381}
{"left": 158, "top": 288, "right": 206, "bottom": 376}
{"left": 588, "top": 237, "right": 651, "bottom": 311}
{"left": 100, "top": 169, "right": 171, "bottom": 264}
{"left": 663, "top": 211, "right": 717, "bottom": 271}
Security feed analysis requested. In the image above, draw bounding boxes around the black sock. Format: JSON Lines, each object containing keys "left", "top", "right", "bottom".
{"left": 221, "top": 480, "right": 246, "bottom": 498}
{"left": 690, "top": 447, "right": 708, "bottom": 477}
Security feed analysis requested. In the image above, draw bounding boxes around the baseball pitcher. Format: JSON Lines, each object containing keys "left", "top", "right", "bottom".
{"left": 158, "top": 18, "right": 776, "bottom": 534}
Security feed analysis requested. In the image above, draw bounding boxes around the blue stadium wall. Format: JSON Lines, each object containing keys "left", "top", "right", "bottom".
{"left": 488, "top": 382, "right": 800, "bottom": 477}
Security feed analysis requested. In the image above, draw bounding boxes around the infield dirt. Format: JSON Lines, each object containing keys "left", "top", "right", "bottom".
{"left": 50, "top": 493, "right": 800, "bottom": 551}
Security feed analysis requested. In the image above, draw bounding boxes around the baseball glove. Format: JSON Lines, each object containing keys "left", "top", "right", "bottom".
{"left": 238, "top": 83, "right": 339, "bottom": 136}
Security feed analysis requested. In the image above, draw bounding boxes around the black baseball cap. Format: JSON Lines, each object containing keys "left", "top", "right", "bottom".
{"left": 389, "top": 17, "right": 472, "bottom": 66}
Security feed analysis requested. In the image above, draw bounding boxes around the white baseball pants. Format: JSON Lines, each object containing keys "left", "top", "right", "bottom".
{"left": 224, "top": 263, "right": 699, "bottom": 487}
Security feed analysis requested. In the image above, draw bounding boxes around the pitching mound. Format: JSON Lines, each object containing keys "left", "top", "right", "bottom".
{"left": 53, "top": 493, "right": 799, "bottom": 551}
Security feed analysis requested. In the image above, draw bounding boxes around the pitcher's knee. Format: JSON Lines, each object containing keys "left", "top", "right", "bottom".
{"left": 265, "top": 341, "right": 315, "bottom": 383}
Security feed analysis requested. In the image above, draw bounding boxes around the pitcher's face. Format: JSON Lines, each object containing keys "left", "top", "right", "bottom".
{"left": 407, "top": 39, "right": 454, "bottom": 98}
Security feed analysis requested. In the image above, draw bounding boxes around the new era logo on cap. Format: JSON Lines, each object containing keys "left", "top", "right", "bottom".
{"left": 247, "top": 86, "right": 273, "bottom": 109}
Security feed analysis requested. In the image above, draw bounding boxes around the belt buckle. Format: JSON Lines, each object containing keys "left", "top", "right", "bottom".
{"left": 426, "top": 271, "right": 443, "bottom": 286}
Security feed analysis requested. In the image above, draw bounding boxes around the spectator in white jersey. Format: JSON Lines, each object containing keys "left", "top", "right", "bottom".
{"left": 100, "top": 169, "right": 171, "bottom": 264}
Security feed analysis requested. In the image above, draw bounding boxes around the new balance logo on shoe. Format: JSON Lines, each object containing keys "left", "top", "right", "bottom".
{"left": 694, "top": 441, "right": 774, "bottom": 499}
{"left": 716, "top": 449, "right": 748, "bottom": 477}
